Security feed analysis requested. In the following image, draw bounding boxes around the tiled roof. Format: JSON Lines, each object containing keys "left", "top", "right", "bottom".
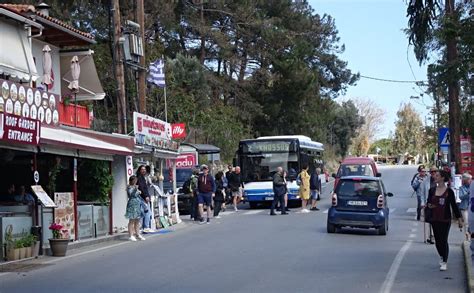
{"left": 0, "top": 4, "right": 94, "bottom": 41}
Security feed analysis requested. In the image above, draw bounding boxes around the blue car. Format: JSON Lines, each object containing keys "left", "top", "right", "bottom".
{"left": 327, "top": 176, "right": 393, "bottom": 235}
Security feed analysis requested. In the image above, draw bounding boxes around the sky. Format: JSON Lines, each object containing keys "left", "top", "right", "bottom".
{"left": 308, "top": 0, "right": 432, "bottom": 139}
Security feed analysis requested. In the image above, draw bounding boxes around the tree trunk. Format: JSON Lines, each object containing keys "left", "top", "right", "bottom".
{"left": 199, "top": 3, "right": 206, "bottom": 64}
{"left": 137, "top": 0, "right": 147, "bottom": 114}
{"left": 112, "top": 0, "right": 127, "bottom": 134}
{"left": 445, "top": 0, "right": 461, "bottom": 172}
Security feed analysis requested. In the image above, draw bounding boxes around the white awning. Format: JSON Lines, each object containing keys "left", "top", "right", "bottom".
{"left": 60, "top": 50, "right": 106, "bottom": 101}
{"left": 40, "top": 126, "right": 134, "bottom": 156}
{"left": 0, "top": 19, "right": 39, "bottom": 82}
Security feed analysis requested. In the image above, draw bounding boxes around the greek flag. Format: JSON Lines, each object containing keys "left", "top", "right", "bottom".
{"left": 147, "top": 59, "right": 165, "bottom": 87}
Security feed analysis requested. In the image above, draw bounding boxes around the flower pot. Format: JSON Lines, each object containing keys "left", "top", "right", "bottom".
{"left": 6, "top": 247, "right": 19, "bottom": 261}
{"left": 25, "top": 246, "right": 32, "bottom": 258}
{"left": 19, "top": 247, "right": 27, "bottom": 259}
{"left": 49, "top": 238, "right": 69, "bottom": 257}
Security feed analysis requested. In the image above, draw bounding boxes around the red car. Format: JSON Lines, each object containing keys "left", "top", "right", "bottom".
{"left": 332, "top": 157, "right": 381, "bottom": 190}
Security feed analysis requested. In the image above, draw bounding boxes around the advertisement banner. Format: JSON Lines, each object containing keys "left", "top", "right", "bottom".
{"left": 174, "top": 153, "right": 197, "bottom": 169}
{"left": 171, "top": 123, "right": 186, "bottom": 139}
{"left": 460, "top": 136, "right": 472, "bottom": 174}
{"left": 54, "top": 192, "right": 75, "bottom": 240}
{"left": 0, "top": 113, "right": 40, "bottom": 145}
{"left": 133, "top": 112, "right": 178, "bottom": 150}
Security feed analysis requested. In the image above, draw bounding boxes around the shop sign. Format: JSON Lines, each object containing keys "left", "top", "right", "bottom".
{"left": 31, "top": 185, "right": 56, "bottom": 207}
{"left": 171, "top": 123, "right": 186, "bottom": 139}
{"left": 175, "top": 153, "right": 197, "bottom": 169}
{"left": 133, "top": 112, "right": 179, "bottom": 150}
{"left": 126, "top": 156, "right": 134, "bottom": 179}
{"left": 0, "top": 78, "right": 60, "bottom": 126}
{"left": 0, "top": 113, "right": 40, "bottom": 145}
{"left": 54, "top": 192, "right": 75, "bottom": 240}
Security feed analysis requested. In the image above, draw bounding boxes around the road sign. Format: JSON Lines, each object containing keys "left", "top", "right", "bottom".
{"left": 33, "top": 171, "right": 39, "bottom": 184}
{"left": 438, "top": 128, "right": 451, "bottom": 147}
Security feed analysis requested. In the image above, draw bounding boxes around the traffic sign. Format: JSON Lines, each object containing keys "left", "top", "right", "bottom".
{"left": 438, "top": 128, "right": 451, "bottom": 147}
{"left": 33, "top": 171, "right": 39, "bottom": 184}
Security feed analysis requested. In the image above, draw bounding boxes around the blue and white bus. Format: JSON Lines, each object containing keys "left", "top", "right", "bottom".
{"left": 235, "top": 135, "right": 324, "bottom": 208}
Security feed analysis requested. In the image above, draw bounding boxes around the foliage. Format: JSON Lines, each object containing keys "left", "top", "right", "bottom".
{"left": 393, "top": 103, "right": 425, "bottom": 156}
{"left": 47, "top": 162, "right": 61, "bottom": 195}
{"left": 330, "top": 100, "right": 364, "bottom": 157}
{"left": 49, "top": 223, "right": 63, "bottom": 239}
{"left": 77, "top": 160, "right": 114, "bottom": 204}
{"left": 369, "top": 138, "right": 394, "bottom": 156}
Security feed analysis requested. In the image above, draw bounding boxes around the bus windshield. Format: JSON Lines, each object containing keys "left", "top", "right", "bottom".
{"left": 240, "top": 152, "right": 299, "bottom": 182}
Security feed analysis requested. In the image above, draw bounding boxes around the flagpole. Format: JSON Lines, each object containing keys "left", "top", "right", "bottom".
{"left": 164, "top": 85, "right": 168, "bottom": 123}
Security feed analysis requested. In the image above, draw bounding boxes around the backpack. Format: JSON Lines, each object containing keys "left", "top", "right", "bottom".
{"left": 296, "top": 174, "right": 302, "bottom": 186}
{"left": 182, "top": 178, "right": 192, "bottom": 194}
{"left": 410, "top": 173, "right": 419, "bottom": 192}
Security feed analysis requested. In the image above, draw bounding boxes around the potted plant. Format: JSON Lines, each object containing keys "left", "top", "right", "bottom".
{"left": 16, "top": 238, "right": 26, "bottom": 259}
{"left": 4, "top": 225, "right": 18, "bottom": 261}
{"left": 48, "top": 223, "right": 69, "bottom": 257}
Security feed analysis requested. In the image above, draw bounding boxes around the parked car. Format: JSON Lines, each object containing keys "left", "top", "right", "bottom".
{"left": 332, "top": 157, "right": 381, "bottom": 190}
{"left": 327, "top": 176, "right": 393, "bottom": 235}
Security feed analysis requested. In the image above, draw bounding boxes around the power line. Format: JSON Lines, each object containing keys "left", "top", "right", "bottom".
{"left": 359, "top": 74, "right": 427, "bottom": 84}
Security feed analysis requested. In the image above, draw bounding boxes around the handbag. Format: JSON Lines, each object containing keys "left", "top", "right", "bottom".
{"left": 424, "top": 206, "right": 432, "bottom": 222}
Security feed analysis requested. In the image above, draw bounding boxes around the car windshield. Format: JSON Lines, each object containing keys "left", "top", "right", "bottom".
{"left": 337, "top": 164, "right": 373, "bottom": 177}
{"left": 335, "top": 180, "right": 381, "bottom": 197}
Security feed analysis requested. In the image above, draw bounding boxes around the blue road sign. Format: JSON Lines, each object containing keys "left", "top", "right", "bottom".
{"left": 438, "top": 128, "right": 451, "bottom": 147}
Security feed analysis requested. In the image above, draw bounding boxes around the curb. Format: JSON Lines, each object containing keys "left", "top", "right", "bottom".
{"left": 462, "top": 241, "right": 474, "bottom": 293}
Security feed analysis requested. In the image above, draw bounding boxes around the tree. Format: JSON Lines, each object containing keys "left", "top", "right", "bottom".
{"left": 393, "top": 103, "right": 425, "bottom": 156}
{"left": 331, "top": 101, "right": 364, "bottom": 157}
{"left": 349, "top": 98, "right": 386, "bottom": 156}
{"left": 406, "top": 0, "right": 473, "bottom": 172}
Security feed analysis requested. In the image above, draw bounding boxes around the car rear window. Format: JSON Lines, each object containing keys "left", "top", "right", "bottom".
{"left": 337, "top": 164, "right": 373, "bottom": 177}
{"left": 335, "top": 180, "right": 381, "bottom": 197}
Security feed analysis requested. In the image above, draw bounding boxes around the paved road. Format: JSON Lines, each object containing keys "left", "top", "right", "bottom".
{"left": 0, "top": 165, "right": 466, "bottom": 293}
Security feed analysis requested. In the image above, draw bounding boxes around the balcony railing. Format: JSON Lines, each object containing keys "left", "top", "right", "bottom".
{"left": 58, "top": 102, "right": 91, "bottom": 129}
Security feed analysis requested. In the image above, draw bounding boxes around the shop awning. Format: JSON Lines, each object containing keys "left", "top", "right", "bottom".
{"left": 180, "top": 143, "right": 220, "bottom": 154}
{"left": 0, "top": 13, "right": 41, "bottom": 81}
{"left": 134, "top": 145, "right": 179, "bottom": 159}
{"left": 60, "top": 50, "right": 105, "bottom": 101}
{"left": 40, "top": 126, "right": 135, "bottom": 157}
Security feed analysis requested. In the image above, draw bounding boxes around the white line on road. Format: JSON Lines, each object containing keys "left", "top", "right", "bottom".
{"left": 409, "top": 234, "right": 416, "bottom": 238}
{"left": 411, "top": 228, "right": 417, "bottom": 232}
{"left": 380, "top": 240, "right": 413, "bottom": 293}
{"left": 406, "top": 208, "right": 417, "bottom": 213}
{"left": 243, "top": 210, "right": 265, "bottom": 215}
{"left": 390, "top": 208, "right": 396, "bottom": 214}
{"left": 323, "top": 209, "right": 329, "bottom": 214}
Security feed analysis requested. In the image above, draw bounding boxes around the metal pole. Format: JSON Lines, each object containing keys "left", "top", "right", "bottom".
{"left": 74, "top": 92, "right": 77, "bottom": 127}
{"left": 164, "top": 86, "right": 168, "bottom": 123}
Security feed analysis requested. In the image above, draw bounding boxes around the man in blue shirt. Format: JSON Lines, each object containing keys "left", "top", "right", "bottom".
{"left": 459, "top": 172, "right": 472, "bottom": 240}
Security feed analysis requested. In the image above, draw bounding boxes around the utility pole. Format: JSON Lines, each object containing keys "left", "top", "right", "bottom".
{"left": 112, "top": 0, "right": 127, "bottom": 134}
{"left": 445, "top": 0, "right": 461, "bottom": 172}
{"left": 136, "top": 0, "right": 146, "bottom": 114}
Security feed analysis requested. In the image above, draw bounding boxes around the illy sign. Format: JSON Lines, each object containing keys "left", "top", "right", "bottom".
{"left": 171, "top": 123, "right": 186, "bottom": 139}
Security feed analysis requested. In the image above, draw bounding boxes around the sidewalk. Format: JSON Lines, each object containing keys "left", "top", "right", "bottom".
{"left": 463, "top": 240, "right": 474, "bottom": 293}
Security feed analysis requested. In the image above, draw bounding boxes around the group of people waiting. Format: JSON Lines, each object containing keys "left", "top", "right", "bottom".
{"left": 411, "top": 164, "right": 472, "bottom": 271}
{"left": 1, "top": 183, "right": 35, "bottom": 205}
{"left": 271, "top": 165, "right": 323, "bottom": 215}
{"left": 124, "top": 165, "right": 156, "bottom": 241}
{"left": 185, "top": 164, "right": 245, "bottom": 224}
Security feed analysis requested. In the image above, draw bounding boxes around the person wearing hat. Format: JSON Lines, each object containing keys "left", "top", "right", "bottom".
{"left": 459, "top": 172, "right": 472, "bottom": 240}
{"left": 411, "top": 165, "right": 427, "bottom": 221}
{"left": 197, "top": 164, "right": 216, "bottom": 224}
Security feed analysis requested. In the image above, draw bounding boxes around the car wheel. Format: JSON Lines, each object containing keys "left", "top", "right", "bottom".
{"left": 249, "top": 202, "right": 258, "bottom": 209}
{"left": 327, "top": 222, "right": 336, "bottom": 233}
{"left": 378, "top": 220, "right": 387, "bottom": 235}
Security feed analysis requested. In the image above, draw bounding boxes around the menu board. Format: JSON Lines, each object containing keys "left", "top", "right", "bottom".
{"left": 54, "top": 192, "right": 75, "bottom": 240}
{"left": 31, "top": 185, "right": 56, "bottom": 207}
{"left": 0, "top": 79, "right": 59, "bottom": 126}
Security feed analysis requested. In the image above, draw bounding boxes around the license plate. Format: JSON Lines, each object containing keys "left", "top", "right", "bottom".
{"left": 265, "top": 197, "right": 274, "bottom": 201}
{"left": 348, "top": 200, "right": 368, "bottom": 206}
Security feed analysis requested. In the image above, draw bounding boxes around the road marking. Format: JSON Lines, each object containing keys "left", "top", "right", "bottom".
{"left": 221, "top": 211, "right": 235, "bottom": 216}
{"left": 406, "top": 208, "right": 417, "bottom": 213}
{"left": 390, "top": 208, "right": 396, "bottom": 214}
{"left": 243, "top": 210, "right": 264, "bottom": 215}
{"left": 411, "top": 228, "right": 417, "bottom": 232}
{"left": 409, "top": 234, "right": 416, "bottom": 238}
{"left": 323, "top": 209, "right": 329, "bottom": 214}
{"left": 380, "top": 240, "right": 413, "bottom": 293}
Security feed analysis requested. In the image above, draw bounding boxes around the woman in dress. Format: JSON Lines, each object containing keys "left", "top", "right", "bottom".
{"left": 426, "top": 170, "right": 462, "bottom": 271}
{"left": 125, "top": 175, "right": 146, "bottom": 241}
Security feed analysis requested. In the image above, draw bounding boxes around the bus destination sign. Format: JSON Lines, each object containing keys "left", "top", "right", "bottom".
{"left": 245, "top": 141, "right": 291, "bottom": 153}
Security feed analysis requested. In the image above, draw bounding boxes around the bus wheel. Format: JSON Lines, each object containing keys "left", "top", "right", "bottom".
{"left": 249, "top": 202, "right": 258, "bottom": 209}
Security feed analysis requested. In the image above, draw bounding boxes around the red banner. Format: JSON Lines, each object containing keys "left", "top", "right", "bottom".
{"left": 460, "top": 136, "right": 472, "bottom": 174}
{"left": 171, "top": 123, "right": 186, "bottom": 139}
{"left": 0, "top": 113, "right": 40, "bottom": 145}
